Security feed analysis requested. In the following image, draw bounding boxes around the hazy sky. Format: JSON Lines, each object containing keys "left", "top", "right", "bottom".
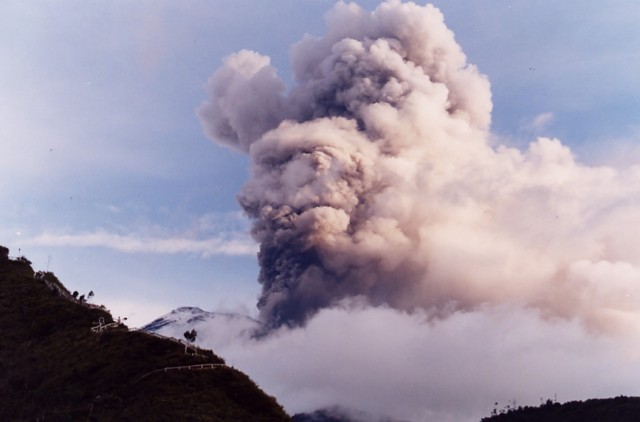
{"left": 2, "top": 1, "right": 640, "bottom": 420}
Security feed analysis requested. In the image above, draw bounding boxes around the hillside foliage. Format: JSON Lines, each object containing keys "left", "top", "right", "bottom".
{"left": 481, "top": 396, "right": 640, "bottom": 422}
{"left": 0, "top": 249, "right": 289, "bottom": 421}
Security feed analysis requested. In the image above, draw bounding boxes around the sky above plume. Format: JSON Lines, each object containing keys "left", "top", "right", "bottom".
{"left": 2, "top": 1, "right": 640, "bottom": 420}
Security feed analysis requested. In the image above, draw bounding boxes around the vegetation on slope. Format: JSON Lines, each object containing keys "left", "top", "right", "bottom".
{"left": 0, "top": 247, "right": 289, "bottom": 421}
{"left": 481, "top": 396, "right": 640, "bottom": 422}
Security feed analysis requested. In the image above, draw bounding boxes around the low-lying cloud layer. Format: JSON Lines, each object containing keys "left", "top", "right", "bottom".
{"left": 198, "top": 0, "right": 640, "bottom": 332}
{"left": 156, "top": 302, "right": 640, "bottom": 421}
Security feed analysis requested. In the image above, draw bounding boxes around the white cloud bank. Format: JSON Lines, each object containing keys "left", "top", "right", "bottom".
{"left": 157, "top": 302, "right": 640, "bottom": 422}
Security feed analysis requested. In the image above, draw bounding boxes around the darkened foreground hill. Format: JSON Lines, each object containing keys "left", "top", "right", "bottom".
{"left": 0, "top": 247, "right": 289, "bottom": 421}
{"left": 481, "top": 396, "right": 640, "bottom": 422}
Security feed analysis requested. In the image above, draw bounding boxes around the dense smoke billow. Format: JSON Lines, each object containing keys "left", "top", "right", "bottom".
{"left": 198, "top": 1, "right": 640, "bottom": 330}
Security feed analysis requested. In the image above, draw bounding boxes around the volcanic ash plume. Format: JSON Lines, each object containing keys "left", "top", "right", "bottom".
{"left": 198, "top": 1, "right": 640, "bottom": 329}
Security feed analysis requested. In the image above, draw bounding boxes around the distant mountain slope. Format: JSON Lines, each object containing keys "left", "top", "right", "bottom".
{"left": 142, "top": 306, "right": 261, "bottom": 346}
{"left": 292, "top": 407, "right": 408, "bottom": 422}
{"left": 481, "top": 397, "right": 640, "bottom": 422}
{"left": 0, "top": 247, "right": 289, "bottom": 421}
{"left": 144, "top": 306, "right": 260, "bottom": 332}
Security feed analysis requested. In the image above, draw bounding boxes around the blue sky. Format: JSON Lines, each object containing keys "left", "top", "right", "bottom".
{"left": 2, "top": 0, "right": 639, "bottom": 328}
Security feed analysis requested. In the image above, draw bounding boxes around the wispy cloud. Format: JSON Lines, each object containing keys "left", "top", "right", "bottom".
{"left": 23, "top": 229, "right": 257, "bottom": 257}
{"left": 523, "top": 112, "right": 554, "bottom": 133}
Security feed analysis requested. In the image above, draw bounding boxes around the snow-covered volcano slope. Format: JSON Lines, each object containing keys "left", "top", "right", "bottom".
{"left": 142, "top": 306, "right": 261, "bottom": 346}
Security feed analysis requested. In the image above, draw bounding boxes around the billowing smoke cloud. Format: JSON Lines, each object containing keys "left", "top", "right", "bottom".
{"left": 198, "top": 0, "right": 640, "bottom": 331}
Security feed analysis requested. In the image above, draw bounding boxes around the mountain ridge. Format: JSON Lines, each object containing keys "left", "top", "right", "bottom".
{"left": 480, "top": 396, "right": 640, "bottom": 422}
{"left": 0, "top": 246, "right": 289, "bottom": 421}
{"left": 143, "top": 306, "right": 261, "bottom": 333}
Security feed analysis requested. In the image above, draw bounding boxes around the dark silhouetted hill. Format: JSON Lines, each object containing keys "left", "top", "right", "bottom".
{"left": 0, "top": 248, "right": 289, "bottom": 421}
{"left": 481, "top": 396, "right": 640, "bottom": 422}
